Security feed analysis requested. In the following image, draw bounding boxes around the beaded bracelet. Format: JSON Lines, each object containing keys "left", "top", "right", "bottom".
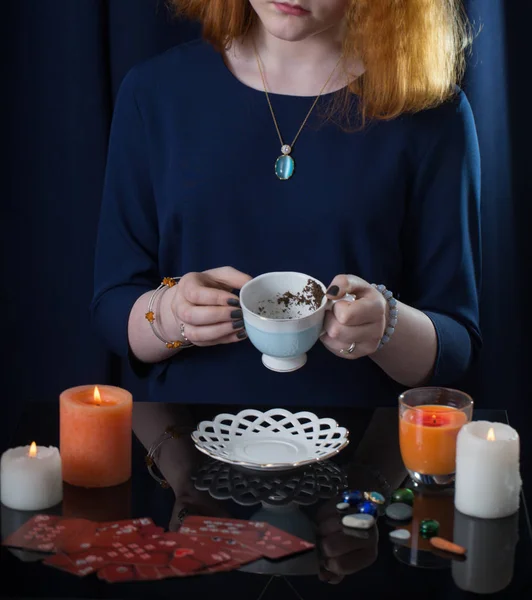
{"left": 145, "top": 277, "right": 193, "bottom": 349}
{"left": 371, "top": 283, "right": 398, "bottom": 350}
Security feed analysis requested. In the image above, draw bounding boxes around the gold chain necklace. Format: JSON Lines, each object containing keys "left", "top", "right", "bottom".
{"left": 253, "top": 44, "right": 342, "bottom": 181}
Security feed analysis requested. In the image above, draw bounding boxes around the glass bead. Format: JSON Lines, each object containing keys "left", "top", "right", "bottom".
{"left": 420, "top": 519, "right": 440, "bottom": 539}
{"left": 356, "top": 500, "right": 378, "bottom": 517}
{"left": 364, "top": 491, "right": 385, "bottom": 505}
{"left": 342, "top": 490, "right": 364, "bottom": 505}
{"left": 391, "top": 488, "right": 415, "bottom": 506}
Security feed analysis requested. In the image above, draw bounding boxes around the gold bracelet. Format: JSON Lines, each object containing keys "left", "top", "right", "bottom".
{"left": 145, "top": 277, "right": 193, "bottom": 349}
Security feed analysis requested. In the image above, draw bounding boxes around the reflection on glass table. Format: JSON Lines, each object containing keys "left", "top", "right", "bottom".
{"left": 0, "top": 402, "right": 530, "bottom": 600}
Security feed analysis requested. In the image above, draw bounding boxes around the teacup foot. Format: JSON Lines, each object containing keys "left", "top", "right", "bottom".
{"left": 262, "top": 354, "right": 307, "bottom": 372}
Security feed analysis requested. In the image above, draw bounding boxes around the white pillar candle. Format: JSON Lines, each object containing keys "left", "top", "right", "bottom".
{"left": 1, "top": 443, "right": 63, "bottom": 511}
{"left": 454, "top": 421, "right": 521, "bottom": 518}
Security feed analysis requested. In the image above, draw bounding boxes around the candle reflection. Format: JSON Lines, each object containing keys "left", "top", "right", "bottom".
{"left": 452, "top": 510, "right": 519, "bottom": 594}
{"left": 62, "top": 479, "right": 132, "bottom": 522}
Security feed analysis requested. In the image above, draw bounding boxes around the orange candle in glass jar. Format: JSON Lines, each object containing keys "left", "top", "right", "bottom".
{"left": 399, "top": 405, "right": 467, "bottom": 475}
{"left": 60, "top": 385, "right": 132, "bottom": 488}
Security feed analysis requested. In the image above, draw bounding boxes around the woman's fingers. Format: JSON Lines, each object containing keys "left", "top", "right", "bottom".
{"left": 176, "top": 301, "right": 242, "bottom": 326}
{"left": 171, "top": 269, "right": 249, "bottom": 346}
{"left": 203, "top": 266, "right": 252, "bottom": 292}
{"left": 181, "top": 282, "right": 240, "bottom": 308}
{"left": 182, "top": 320, "right": 245, "bottom": 345}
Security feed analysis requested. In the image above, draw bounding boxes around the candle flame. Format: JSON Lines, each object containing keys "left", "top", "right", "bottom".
{"left": 28, "top": 442, "right": 37, "bottom": 458}
{"left": 487, "top": 427, "right": 496, "bottom": 441}
{"left": 94, "top": 386, "right": 102, "bottom": 406}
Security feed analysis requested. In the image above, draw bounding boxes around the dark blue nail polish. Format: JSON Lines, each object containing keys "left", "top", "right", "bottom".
{"left": 232, "top": 319, "right": 244, "bottom": 330}
{"left": 227, "top": 298, "right": 240, "bottom": 307}
{"left": 237, "top": 330, "right": 247, "bottom": 339}
{"left": 327, "top": 285, "right": 340, "bottom": 296}
{"left": 230, "top": 309, "right": 243, "bottom": 319}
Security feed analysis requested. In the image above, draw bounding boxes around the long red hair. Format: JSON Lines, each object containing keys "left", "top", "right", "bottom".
{"left": 169, "top": 0, "right": 471, "bottom": 122}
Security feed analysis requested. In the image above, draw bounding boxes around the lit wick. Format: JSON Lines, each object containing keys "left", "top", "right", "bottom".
{"left": 94, "top": 386, "right": 102, "bottom": 406}
{"left": 28, "top": 441, "right": 37, "bottom": 458}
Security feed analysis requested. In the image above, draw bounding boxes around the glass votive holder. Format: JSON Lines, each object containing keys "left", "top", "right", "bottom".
{"left": 399, "top": 387, "right": 473, "bottom": 486}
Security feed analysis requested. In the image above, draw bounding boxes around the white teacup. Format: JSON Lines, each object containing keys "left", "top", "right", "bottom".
{"left": 240, "top": 271, "right": 353, "bottom": 372}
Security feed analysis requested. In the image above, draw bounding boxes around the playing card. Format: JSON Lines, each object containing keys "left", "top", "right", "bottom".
{"left": 250, "top": 523, "right": 315, "bottom": 559}
{"left": 2, "top": 515, "right": 64, "bottom": 553}
{"left": 90, "top": 529, "right": 154, "bottom": 548}
{"left": 64, "top": 548, "right": 112, "bottom": 571}
{"left": 198, "top": 536, "right": 262, "bottom": 566}
{"left": 96, "top": 518, "right": 157, "bottom": 533}
{"left": 179, "top": 516, "right": 314, "bottom": 560}
{"left": 43, "top": 553, "right": 100, "bottom": 577}
{"left": 134, "top": 565, "right": 168, "bottom": 581}
{"left": 91, "top": 519, "right": 164, "bottom": 548}
{"left": 156, "top": 566, "right": 181, "bottom": 579}
{"left": 164, "top": 533, "right": 234, "bottom": 565}
{"left": 53, "top": 519, "right": 99, "bottom": 554}
{"left": 96, "top": 542, "right": 170, "bottom": 566}
{"left": 179, "top": 516, "right": 263, "bottom": 542}
{"left": 97, "top": 564, "right": 139, "bottom": 583}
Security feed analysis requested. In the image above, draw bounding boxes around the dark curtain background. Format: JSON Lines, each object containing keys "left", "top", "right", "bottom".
{"left": 2, "top": 1, "right": 530, "bottom": 443}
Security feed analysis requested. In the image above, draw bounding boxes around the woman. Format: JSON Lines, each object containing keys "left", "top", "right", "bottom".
{"left": 91, "top": 0, "right": 481, "bottom": 406}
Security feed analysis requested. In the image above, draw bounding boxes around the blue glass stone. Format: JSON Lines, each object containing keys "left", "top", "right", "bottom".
{"left": 342, "top": 490, "right": 364, "bottom": 505}
{"left": 275, "top": 155, "right": 295, "bottom": 180}
{"left": 357, "top": 500, "right": 378, "bottom": 517}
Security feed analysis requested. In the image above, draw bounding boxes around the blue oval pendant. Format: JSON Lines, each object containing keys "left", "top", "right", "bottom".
{"left": 275, "top": 155, "right": 295, "bottom": 180}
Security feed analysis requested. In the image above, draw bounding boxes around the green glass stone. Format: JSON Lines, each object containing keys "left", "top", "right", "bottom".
{"left": 275, "top": 155, "right": 295, "bottom": 180}
{"left": 419, "top": 519, "right": 440, "bottom": 539}
{"left": 391, "top": 488, "right": 415, "bottom": 506}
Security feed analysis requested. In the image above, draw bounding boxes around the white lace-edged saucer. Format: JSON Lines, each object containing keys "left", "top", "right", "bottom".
{"left": 191, "top": 409, "right": 349, "bottom": 472}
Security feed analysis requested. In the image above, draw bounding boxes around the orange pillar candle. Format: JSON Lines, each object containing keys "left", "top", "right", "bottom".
{"left": 399, "top": 405, "right": 468, "bottom": 476}
{"left": 60, "top": 385, "right": 132, "bottom": 488}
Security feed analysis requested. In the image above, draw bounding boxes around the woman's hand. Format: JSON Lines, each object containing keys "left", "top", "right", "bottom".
{"left": 169, "top": 266, "right": 252, "bottom": 347}
{"left": 169, "top": 482, "right": 230, "bottom": 532}
{"left": 321, "top": 274, "right": 387, "bottom": 359}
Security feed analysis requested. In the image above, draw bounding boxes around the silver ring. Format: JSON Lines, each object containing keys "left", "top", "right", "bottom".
{"left": 339, "top": 342, "right": 356, "bottom": 355}
{"left": 180, "top": 323, "right": 189, "bottom": 343}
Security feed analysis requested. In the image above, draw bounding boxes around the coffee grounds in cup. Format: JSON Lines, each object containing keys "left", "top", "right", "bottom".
{"left": 277, "top": 278, "right": 325, "bottom": 312}
{"left": 256, "top": 278, "right": 325, "bottom": 319}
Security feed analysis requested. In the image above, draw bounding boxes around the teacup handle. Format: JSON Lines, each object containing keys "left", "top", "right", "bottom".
{"left": 319, "top": 294, "right": 356, "bottom": 337}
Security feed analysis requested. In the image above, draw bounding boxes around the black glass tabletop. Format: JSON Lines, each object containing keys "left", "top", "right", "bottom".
{"left": 1, "top": 403, "right": 530, "bottom": 599}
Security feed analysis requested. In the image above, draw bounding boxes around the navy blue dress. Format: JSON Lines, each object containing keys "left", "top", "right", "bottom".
{"left": 91, "top": 40, "right": 481, "bottom": 406}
